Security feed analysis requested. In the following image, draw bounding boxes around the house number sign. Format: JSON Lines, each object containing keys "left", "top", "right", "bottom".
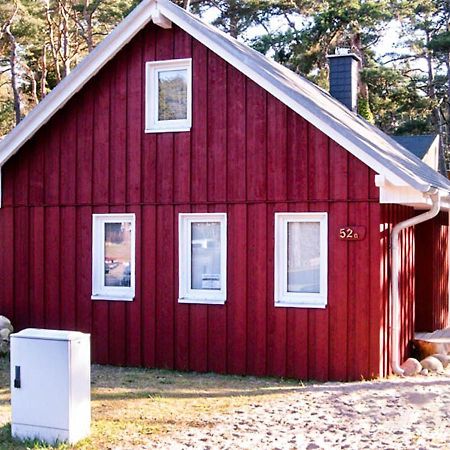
{"left": 338, "top": 226, "right": 366, "bottom": 241}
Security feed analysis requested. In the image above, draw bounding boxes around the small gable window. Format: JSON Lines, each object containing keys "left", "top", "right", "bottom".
{"left": 145, "top": 58, "right": 192, "bottom": 133}
{"left": 92, "top": 214, "right": 136, "bottom": 301}
{"left": 274, "top": 212, "right": 328, "bottom": 308}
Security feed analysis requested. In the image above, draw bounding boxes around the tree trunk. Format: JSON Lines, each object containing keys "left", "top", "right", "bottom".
{"left": 443, "top": 51, "right": 450, "bottom": 173}
{"left": 40, "top": 45, "right": 47, "bottom": 99}
{"left": 229, "top": 14, "right": 239, "bottom": 38}
{"left": 24, "top": 63, "right": 39, "bottom": 106}
{"left": 4, "top": 24, "right": 21, "bottom": 124}
{"left": 425, "top": 31, "right": 440, "bottom": 129}
{"left": 46, "top": 0, "right": 62, "bottom": 82}
{"left": 83, "top": 0, "right": 94, "bottom": 53}
{"left": 61, "top": 0, "right": 71, "bottom": 78}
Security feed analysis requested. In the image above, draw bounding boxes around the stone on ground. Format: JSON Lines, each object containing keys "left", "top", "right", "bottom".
{"left": 0, "top": 316, "right": 13, "bottom": 332}
{"left": 420, "top": 356, "right": 444, "bottom": 372}
{"left": 0, "top": 329, "right": 10, "bottom": 340}
{"left": 400, "top": 358, "right": 422, "bottom": 376}
{"left": 431, "top": 353, "right": 450, "bottom": 368}
{"left": 0, "top": 315, "right": 13, "bottom": 355}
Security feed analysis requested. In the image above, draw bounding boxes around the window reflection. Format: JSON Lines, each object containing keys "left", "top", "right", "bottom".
{"left": 104, "top": 222, "right": 132, "bottom": 287}
{"left": 191, "top": 222, "right": 221, "bottom": 290}
{"left": 287, "top": 222, "right": 320, "bottom": 293}
{"left": 158, "top": 69, "right": 188, "bottom": 121}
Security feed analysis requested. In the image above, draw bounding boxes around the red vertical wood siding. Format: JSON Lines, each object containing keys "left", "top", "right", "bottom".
{"left": 415, "top": 212, "right": 449, "bottom": 332}
{"left": 0, "top": 22, "right": 423, "bottom": 381}
{"left": 380, "top": 204, "right": 416, "bottom": 373}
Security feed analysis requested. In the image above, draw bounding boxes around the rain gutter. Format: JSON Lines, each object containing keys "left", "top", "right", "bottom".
{"left": 390, "top": 189, "right": 441, "bottom": 376}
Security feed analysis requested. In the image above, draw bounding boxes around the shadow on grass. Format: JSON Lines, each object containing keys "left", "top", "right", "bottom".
{"left": 0, "top": 422, "right": 12, "bottom": 445}
{"left": 91, "top": 373, "right": 450, "bottom": 402}
{"left": 0, "top": 423, "right": 72, "bottom": 450}
{"left": 92, "top": 386, "right": 304, "bottom": 401}
{"left": 0, "top": 356, "right": 9, "bottom": 388}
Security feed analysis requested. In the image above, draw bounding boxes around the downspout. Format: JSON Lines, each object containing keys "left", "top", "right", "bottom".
{"left": 390, "top": 190, "right": 441, "bottom": 376}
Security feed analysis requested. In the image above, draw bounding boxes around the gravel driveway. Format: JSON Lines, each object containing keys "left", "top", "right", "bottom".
{"left": 151, "top": 371, "right": 450, "bottom": 450}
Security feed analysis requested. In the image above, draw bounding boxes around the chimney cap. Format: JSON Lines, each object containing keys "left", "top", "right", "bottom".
{"left": 327, "top": 48, "right": 361, "bottom": 62}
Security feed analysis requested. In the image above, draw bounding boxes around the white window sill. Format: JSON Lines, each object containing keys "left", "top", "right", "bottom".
{"left": 178, "top": 298, "right": 226, "bottom": 305}
{"left": 275, "top": 301, "right": 327, "bottom": 309}
{"left": 145, "top": 127, "right": 191, "bottom": 134}
{"left": 91, "top": 295, "right": 134, "bottom": 302}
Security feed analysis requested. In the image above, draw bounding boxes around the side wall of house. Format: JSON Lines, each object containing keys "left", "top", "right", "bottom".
{"left": 0, "top": 23, "right": 385, "bottom": 381}
{"left": 415, "top": 212, "right": 449, "bottom": 332}
{"left": 380, "top": 204, "right": 416, "bottom": 374}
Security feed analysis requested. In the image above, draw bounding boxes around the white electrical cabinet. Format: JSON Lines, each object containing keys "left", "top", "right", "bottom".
{"left": 10, "top": 328, "right": 91, "bottom": 444}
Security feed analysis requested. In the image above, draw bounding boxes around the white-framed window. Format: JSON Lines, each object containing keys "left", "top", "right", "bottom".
{"left": 179, "top": 213, "right": 227, "bottom": 304}
{"left": 274, "top": 212, "right": 328, "bottom": 308}
{"left": 92, "top": 214, "right": 136, "bottom": 301}
{"left": 145, "top": 58, "right": 192, "bottom": 133}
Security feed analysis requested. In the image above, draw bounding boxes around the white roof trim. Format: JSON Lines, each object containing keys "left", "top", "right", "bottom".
{"left": 151, "top": 6, "right": 172, "bottom": 29}
{"left": 376, "top": 176, "right": 450, "bottom": 211}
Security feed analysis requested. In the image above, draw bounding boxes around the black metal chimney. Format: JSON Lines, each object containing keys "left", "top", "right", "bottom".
{"left": 327, "top": 49, "right": 361, "bottom": 112}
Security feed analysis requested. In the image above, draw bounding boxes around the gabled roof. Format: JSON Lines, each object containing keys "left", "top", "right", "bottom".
{"left": 1, "top": 0, "right": 449, "bottom": 197}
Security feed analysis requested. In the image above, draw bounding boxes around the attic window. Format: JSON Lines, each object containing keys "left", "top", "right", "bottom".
{"left": 145, "top": 59, "right": 192, "bottom": 133}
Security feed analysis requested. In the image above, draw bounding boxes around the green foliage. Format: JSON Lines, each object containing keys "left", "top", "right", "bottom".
{"left": 363, "top": 64, "right": 435, "bottom": 134}
{"left": 428, "top": 31, "right": 450, "bottom": 54}
{"left": 0, "top": 0, "right": 135, "bottom": 136}
{"left": 358, "top": 97, "right": 374, "bottom": 124}
{"left": 191, "top": 0, "right": 292, "bottom": 38}
{"left": 0, "top": 99, "right": 15, "bottom": 136}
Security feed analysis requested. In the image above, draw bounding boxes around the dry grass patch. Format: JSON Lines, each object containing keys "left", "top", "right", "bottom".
{"left": 0, "top": 356, "right": 304, "bottom": 449}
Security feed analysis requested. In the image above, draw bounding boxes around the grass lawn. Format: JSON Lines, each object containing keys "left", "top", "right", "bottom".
{"left": 0, "top": 356, "right": 303, "bottom": 449}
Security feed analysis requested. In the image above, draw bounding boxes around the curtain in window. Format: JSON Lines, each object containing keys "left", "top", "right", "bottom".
{"left": 191, "top": 222, "right": 221, "bottom": 290}
{"left": 287, "top": 222, "right": 320, "bottom": 293}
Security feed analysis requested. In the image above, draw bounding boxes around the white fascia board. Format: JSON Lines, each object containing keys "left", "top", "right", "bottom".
{"left": 378, "top": 179, "right": 450, "bottom": 211}
{"left": 379, "top": 183, "right": 430, "bottom": 205}
{"left": 0, "top": 0, "right": 156, "bottom": 167}
{"left": 157, "top": 1, "right": 422, "bottom": 191}
{"left": 432, "top": 134, "right": 440, "bottom": 171}
{"left": 420, "top": 135, "right": 440, "bottom": 171}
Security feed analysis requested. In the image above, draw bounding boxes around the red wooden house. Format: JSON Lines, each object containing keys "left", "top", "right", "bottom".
{"left": 0, "top": 0, "right": 449, "bottom": 381}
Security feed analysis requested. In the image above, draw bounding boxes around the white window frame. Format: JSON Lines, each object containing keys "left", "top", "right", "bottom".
{"left": 179, "top": 213, "right": 227, "bottom": 305}
{"left": 145, "top": 58, "right": 192, "bottom": 133}
{"left": 92, "top": 213, "right": 136, "bottom": 301}
{"left": 274, "top": 212, "right": 328, "bottom": 308}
